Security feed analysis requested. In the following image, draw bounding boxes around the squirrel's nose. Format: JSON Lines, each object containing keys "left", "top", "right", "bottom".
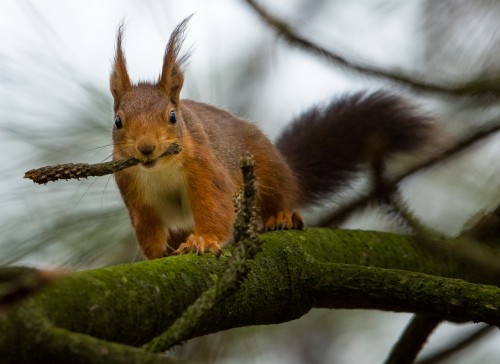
{"left": 138, "top": 143, "right": 156, "bottom": 157}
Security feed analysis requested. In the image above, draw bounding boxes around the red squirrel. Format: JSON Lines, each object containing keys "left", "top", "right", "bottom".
{"left": 111, "top": 17, "right": 444, "bottom": 259}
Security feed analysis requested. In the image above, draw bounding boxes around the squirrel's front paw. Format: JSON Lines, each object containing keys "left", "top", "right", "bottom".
{"left": 265, "top": 211, "right": 305, "bottom": 231}
{"left": 173, "top": 234, "right": 223, "bottom": 256}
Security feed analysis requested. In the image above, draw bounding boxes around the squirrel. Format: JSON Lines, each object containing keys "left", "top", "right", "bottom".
{"left": 111, "top": 16, "right": 445, "bottom": 259}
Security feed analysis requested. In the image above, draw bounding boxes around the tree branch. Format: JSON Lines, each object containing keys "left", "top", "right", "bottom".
{"left": 416, "top": 325, "right": 496, "bottom": 364}
{"left": 1, "top": 228, "right": 499, "bottom": 363}
{"left": 384, "top": 315, "right": 441, "bottom": 364}
{"left": 390, "top": 191, "right": 500, "bottom": 286}
{"left": 24, "top": 143, "right": 181, "bottom": 184}
{"left": 243, "top": 0, "right": 500, "bottom": 98}
{"left": 319, "top": 124, "right": 500, "bottom": 228}
{"left": 3, "top": 302, "right": 177, "bottom": 364}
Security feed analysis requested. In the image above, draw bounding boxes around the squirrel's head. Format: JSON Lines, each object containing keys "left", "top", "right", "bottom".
{"left": 110, "top": 16, "right": 191, "bottom": 170}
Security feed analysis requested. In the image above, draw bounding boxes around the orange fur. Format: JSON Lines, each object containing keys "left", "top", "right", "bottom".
{"left": 111, "top": 18, "right": 303, "bottom": 259}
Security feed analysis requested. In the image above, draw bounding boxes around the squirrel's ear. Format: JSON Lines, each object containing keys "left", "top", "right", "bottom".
{"left": 158, "top": 15, "right": 192, "bottom": 106}
{"left": 110, "top": 24, "right": 132, "bottom": 107}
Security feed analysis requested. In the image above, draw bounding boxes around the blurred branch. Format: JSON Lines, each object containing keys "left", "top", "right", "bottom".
{"left": 243, "top": 0, "right": 500, "bottom": 98}
{"left": 462, "top": 207, "right": 500, "bottom": 243}
{"left": 384, "top": 315, "right": 441, "bottom": 364}
{"left": 416, "top": 325, "right": 496, "bottom": 364}
{"left": 367, "top": 134, "right": 498, "bottom": 363}
{"left": 319, "top": 124, "right": 500, "bottom": 227}
{"left": 392, "top": 193, "right": 500, "bottom": 286}
{"left": 0, "top": 267, "right": 66, "bottom": 313}
{"left": 375, "top": 158, "right": 500, "bottom": 286}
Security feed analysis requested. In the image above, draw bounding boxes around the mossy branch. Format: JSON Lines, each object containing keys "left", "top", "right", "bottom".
{"left": 1, "top": 228, "right": 499, "bottom": 363}
{"left": 23, "top": 143, "right": 181, "bottom": 184}
{"left": 5, "top": 302, "right": 177, "bottom": 364}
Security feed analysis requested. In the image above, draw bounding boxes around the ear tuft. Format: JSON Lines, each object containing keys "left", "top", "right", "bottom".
{"left": 158, "top": 15, "right": 193, "bottom": 105}
{"left": 110, "top": 22, "right": 132, "bottom": 108}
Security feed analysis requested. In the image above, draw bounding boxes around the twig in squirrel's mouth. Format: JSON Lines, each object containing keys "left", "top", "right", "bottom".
{"left": 23, "top": 143, "right": 182, "bottom": 185}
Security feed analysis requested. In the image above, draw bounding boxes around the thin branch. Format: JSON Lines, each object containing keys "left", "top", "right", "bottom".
{"left": 462, "top": 207, "right": 500, "bottom": 242}
{"left": 384, "top": 315, "right": 442, "bottom": 364}
{"left": 243, "top": 0, "right": 500, "bottom": 98}
{"left": 319, "top": 124, "right": 500, "bottom": 227}
{"left": 416, "top": 325, "right": 496, "bottom": 364}
{"left": 394, "top": 125, "right": 500, "bottom": 183}
{"left": 24, "top": 143, "right": 181, "bottom": 184}
{"left": 143, "top": 155, "right": 261, "bottom": 352}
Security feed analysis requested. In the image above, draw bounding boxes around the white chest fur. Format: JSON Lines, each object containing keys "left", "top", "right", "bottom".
{"left": 136, "top": 160, "right": 194, "bottom": 232}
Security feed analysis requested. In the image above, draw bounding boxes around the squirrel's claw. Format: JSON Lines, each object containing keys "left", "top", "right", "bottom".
{"left": 173, "top": 234, "right": 223, "bottom": 256}
{"left": 264, "top": 211, "right": 305, "bottom": 232}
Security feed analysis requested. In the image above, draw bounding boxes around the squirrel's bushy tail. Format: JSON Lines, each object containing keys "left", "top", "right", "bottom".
{"left": 276, "top": 91, "right": 446, "bottom": 205}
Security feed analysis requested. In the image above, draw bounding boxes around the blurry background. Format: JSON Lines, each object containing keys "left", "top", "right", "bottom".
{"left": 1, "top": 0, "right": 499, "bottom": 363}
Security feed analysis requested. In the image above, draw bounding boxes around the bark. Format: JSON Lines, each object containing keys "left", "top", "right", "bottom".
{"left": 1, "top": 228, "right": 499, "bottom": 363}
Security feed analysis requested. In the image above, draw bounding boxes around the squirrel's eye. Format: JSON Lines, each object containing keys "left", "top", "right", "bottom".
{"left": 114, "top": 115, "right": 123, "bottom": 129}
{"left": 169, "top": 110, "right": 177, "bottom": 124}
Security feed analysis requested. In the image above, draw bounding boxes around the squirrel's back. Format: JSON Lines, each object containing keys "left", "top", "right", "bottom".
{"left": 181, "top": 99, "right": 301, "bottom": 215}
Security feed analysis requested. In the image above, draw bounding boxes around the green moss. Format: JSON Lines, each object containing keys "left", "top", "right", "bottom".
{"left": 1, "top": 227, "right": 499, "bottom": 362}
{"left": 35, "top": 253, "right": 227, "bottom": 346}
